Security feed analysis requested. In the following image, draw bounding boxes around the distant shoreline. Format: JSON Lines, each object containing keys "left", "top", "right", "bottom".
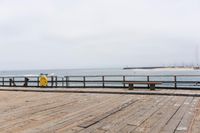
{"left": 123, "top": 66, "right": 200, "bottom": 70}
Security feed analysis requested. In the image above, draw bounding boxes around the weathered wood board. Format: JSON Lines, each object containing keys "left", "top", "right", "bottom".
{"left": 0, "top": 89, "right": 199, "bottom": 133}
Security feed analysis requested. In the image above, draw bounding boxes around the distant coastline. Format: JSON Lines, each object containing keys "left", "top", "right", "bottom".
{"left": 123, "top": 66, "right": 200, "bottom": 70}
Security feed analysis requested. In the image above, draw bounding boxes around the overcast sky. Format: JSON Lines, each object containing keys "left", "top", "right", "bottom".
{"left": 0, "top": 0, "right": 200, "bottom": 70}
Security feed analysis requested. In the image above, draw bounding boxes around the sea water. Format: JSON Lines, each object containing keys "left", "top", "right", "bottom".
{"left": 0, "top": 68, "right": 200, "bottom": 77}
{"left": 0, "top": 68, "right": 200, "bottom": 88}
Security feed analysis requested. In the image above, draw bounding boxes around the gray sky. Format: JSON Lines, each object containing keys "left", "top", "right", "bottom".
{"left": 0, "top": 0, "right": 200, "bottom": 70}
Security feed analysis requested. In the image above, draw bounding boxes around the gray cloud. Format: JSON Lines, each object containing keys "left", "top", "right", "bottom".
{"left": 0, "top": 0, "right": 200, "bottom": 70}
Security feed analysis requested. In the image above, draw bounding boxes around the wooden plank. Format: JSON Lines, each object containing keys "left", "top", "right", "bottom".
{"left": 58, "top": 126, "right": 84, "bottom": 133}
{"left": 132, "top": 96, "right": 185, "bottom": 133}
{"left": 175, "top": 98, "right": 199, "bottom": 133}
{"left": 0, "top": 94, "right": 118, "bottom": 132}
{"left": 159, "top": 97, "right": 194, "bottom": 133}
{"left": 188, "top": 98, "right": 200, "bottom": 133}
{"left": 82, "top": 96, "right": 150, "bottom": 133}
{"left": 117, "top": 96, "right": 172, "bottom": 132}
{"left": 18, "top": 95, "right": 129, "bottom": 133}
{"left": 0, "top": 92, "right": 60, "bottom": 114}
{"left": 147, "top": 96, "right": 187, "bottom": 133}
{"left": 80, "top": 96, "right": 165, "bottom": 133}
{"left": 0, "top": 94, "right": 76, "bottom": 128}
{"left": 0, "top": 93, "right": 82, "bottom": 126}
{"left": 78, "top": 99, "right": 138, "bottom": 128}
{"left": 0, "top": 90, "right": 199, "bottom": 133}
{"left": 126, "top": 96, "right": 172, "bottom": 126}
{"left": 120, "top": 97, "right": 172, "bottom": 132}
{"left": 51, "top": 96, "right": 136, "bottom": 133}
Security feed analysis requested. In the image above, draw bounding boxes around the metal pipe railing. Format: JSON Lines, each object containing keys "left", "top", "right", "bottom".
{"left": 0, "top": 75, "right": 199, "bottom": 89}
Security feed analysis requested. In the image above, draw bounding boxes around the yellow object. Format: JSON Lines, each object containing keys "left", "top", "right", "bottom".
{"left": 39, "top": 75, "right": 48, "bottom": 87}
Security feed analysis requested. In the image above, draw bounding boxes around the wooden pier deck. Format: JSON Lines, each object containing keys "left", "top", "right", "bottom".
{"left": 0, "top": 87, "right": 200, "bottom": 133}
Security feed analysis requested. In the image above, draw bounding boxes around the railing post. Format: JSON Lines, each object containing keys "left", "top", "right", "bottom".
{"left": 147, "top": 76, "right": 150, "bottom": 88}
{"left": 123, "top": 76, "right": 126, "bottom": 88}
{"left": 37, "top": 77, "right": 40, "bottom": 87}
{"left": 62, "top": 77, "right": 64, "bottom": 87}
{"left": 9, "top": 79, "right": 12, "bottom": 86}
{"left": 102, "top": 76, "right": 105, "bottom": 88}
{"left": 174, "top": 76, "right": 177, "bottom": 89}
{"left": 51, "top": 76, "right": 54, "bottom": 87}
{"left": 83, "top": 76, "right": 86, "bottom": 88}
{"left": 66, "top": 76, "right": 69, "bottom": 87}
{"left": 55, "top": 76, "right": 58, "bottom": 88}
{"left": 2, "top": 77, "right": 4, "bottom": 86}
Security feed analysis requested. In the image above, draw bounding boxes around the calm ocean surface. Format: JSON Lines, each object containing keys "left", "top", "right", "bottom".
{"left": 0, "top": 68, "right": 200, "bottom": 77}
{"left": 0, "top": 68, "right": 200, "bottom": 88}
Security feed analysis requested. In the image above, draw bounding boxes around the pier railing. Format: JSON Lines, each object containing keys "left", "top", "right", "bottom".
{"left": 0, "top": 75, "right": 200, "bottom": 89}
